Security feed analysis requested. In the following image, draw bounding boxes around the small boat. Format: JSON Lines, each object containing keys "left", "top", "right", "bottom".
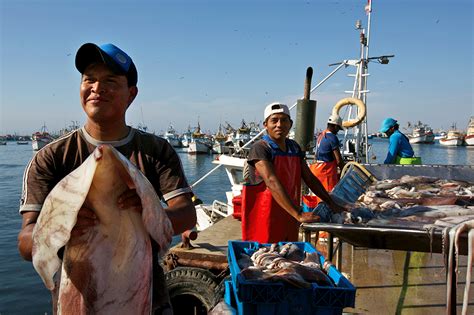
{"left": 194, "top": 154, "right": 245, "bottom": 231}
{"left": 233, "top": 119, "right": 251, "bottom": 149}
{"left": 464, "top": 116, "right": 474, "bottom": 146}
{"left": 17, "top": 140, "right": 29, "bottom": 145}
{"left": 187, "top": 122, "right": 212, "bottom": 154}
{"left": 32, "top": 124, "right": 54, "bottom": 151}
{"left": 180, "top": 126, "right": 193, "bottom": 148}
{"left": 0, "top": 141, "right": 7, "bottom": 145}
{"left": 407, "top": 121, "right": 434, "bottom": 144}
{"left": 212, "top": 124, "right": 230, "bottom": 154}
{"left": 439, "top": 124, "right": 464, "bottom": 146}
{"left": 434, "top": 130, "right": 447, "bottom": 140}
{"left": 163, "top": 124, "right": 182, "bottom": 148}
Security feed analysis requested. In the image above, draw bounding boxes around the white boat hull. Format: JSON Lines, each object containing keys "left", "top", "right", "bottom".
{"left": 439, "top": 138, "right": 463, "bottom": 146}
{"left": 464, "top": 135, "right": 474, "bottom": 146}
{"left": 188, "top": 141, "right": 210, "bottom": 154}
{"left": 409, "top": 136, "right": 426, "bottom": 144}
{"left": 409, "top": 134, "right": 434, "bottom": 144}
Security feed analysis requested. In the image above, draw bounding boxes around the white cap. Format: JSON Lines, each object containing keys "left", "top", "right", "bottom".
{"left": 264, "top": 102, "right": 291, "bottom": 121}
{"left": 328, "top": 114, "right": 343, "bottom": 129}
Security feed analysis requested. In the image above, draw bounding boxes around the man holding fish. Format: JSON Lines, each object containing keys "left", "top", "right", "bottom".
{"left": 242, "top": 103, "right": 345, "bottom": 243}
{"left": 18, "top": 43, "right": 196, "bottom": 314}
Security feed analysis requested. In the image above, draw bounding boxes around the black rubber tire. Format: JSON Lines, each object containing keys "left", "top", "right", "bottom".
{"left": 165, "top": 267, "right": 220, "bottom": 312}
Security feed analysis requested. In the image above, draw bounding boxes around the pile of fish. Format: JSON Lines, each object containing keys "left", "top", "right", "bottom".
{"left": 335, "top": 175, "right": 473, "bottom": 315}
{"left": 362, "top": 175, "right": 473, "bottom": 210}
{"left": 331, "top": 175, "right": 474, "bottom": 225}
{"left": 236, "top": 243, "right": 334, "bottom": 288}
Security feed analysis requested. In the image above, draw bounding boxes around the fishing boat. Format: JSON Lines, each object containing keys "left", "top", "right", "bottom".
{"left": 163, "top": 124, "right": 182, "bottom": 148}
{"left": 434, "top": 130, "right": 447, "bottom": 140}
{"left": 464, "top": 116, "right": 474, "bottom": 146}
{"left": 187, "top": 121, "right": 212, "bottom": 154}
{"left": 180, "top": 126, "right": 192, "bottom": 148}
{"left": 233, "top": 119, "right": 251, "bottom": 149}
{"left": 194, "top": 154, "right": 245, "bottom": 231}
{"left": 212, "top": 124, "right": 230, "bottom": 154}
{"left": 32, "top": 124, "right": 54, "bottom": 151}
{"left": 17, "top": 137, "right": 29, "bottom": 145}
{"left": 189, "top": 0, "right": 398, "bottom": 231}
{"left": 439, "top": 123, "right": 464, "bottom": 146}
{"left": 408, "top": 121, "right": 435, "bottom": 144}
{"left": 164, "top": 2, "right": 474, "bottom": 314}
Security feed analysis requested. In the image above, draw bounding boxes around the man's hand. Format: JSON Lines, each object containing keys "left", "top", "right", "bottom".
{"left": 70, "top": 207, "right": 98, "bottom": 238}
{"left": 297, "top": 212, "right": 321, "bottom": 223}
{"left": 117, "top": 188, "right": 142, "bottom": 213}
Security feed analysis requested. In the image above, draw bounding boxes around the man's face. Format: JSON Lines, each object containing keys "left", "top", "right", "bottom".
{"left": 385, "top": 127, "right": 395, "bottom": 137}
{"left": 264, "top": 113, "right": 292, "bottom": 141}
{"left": 80, "top": 63, "right": 137, "bottom": 124}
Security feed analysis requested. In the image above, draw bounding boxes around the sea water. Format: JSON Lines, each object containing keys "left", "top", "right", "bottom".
{"left": 0, "top": 139, "right": 473, "bottom": 313}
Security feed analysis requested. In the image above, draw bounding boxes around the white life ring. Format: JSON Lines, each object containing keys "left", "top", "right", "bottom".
{"left": 332, "top": 97, "right": 366, "bottom": 128}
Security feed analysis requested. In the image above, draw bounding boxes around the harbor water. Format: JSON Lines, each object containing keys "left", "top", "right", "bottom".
{"left": 0, "top": 138, "right": 473, "bottom": 313}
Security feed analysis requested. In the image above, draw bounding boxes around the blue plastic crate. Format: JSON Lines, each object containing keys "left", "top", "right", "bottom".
{"left": 227, "top": 241, "right": 356, "bottom": 309}
{"left": 225, "top": 277, "right": 345, "bottom": 315}
{"left": 331, "top": 164, "right": 374, "bottom": 204}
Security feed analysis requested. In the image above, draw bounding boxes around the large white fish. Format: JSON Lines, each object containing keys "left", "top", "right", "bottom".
{"left": 32, "top": 145, "right": 174, "bottom": 314}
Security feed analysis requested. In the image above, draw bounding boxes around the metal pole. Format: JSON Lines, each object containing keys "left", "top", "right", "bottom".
{"left": 364, "top": 0, "right": 373, "bottom": 163}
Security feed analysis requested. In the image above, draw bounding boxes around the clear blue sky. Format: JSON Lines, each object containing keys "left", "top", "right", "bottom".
{"left": 1, "top": 0, "right": 473, "bottom": 135}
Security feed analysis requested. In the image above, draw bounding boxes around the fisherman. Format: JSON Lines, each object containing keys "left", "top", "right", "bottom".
{"left": 379, "top": 117, "right": 421, "bottom": 165}
{"left": 242, "top": 102, "right": 345, "bottom": 243}
{"left": 310, "top": 113, "right": 345, "bottom": 203}
{"left": 17, "top": 42, "right": 196, "bottom": 314}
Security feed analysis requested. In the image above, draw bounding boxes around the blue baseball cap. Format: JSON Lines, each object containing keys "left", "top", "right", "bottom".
{"left": 379, "top": 118, "right": 397, "bottom": 133}
{"left": 75, "top": 43, "right": 138, "bottom": 86}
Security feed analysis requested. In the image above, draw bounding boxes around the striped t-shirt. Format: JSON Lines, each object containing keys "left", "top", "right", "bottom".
{"left": 20, "top": 126, "right": 192, "bottom": 213}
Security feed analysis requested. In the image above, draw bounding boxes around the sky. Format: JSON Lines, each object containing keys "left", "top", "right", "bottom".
{"left": 0, "top": 0, "right": 473, "bottom": 136}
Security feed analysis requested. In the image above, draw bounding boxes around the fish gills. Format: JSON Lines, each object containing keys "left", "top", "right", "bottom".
{"left": 32, "top": 145, "right": 174, "bottom": 315}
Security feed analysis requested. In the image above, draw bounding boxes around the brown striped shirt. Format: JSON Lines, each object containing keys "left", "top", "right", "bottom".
{"left": 20, "top": 126, "right": 191, "bottom": 213}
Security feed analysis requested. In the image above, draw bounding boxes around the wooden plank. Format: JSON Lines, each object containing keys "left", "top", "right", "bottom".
{"left": 170, "top": 216, "right": 242, "bottom": 263}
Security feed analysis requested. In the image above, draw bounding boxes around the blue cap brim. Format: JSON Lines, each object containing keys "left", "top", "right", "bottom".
{"left": 75, "top": 43, "right": 138, "bottom": 86}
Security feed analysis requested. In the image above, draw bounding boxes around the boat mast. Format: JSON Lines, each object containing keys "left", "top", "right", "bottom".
{"left": 339, "top": 0, "right": 393, "bottom": 163}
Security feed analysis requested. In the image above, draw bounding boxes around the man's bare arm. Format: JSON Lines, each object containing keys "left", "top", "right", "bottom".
{"left": 165, "top": 193, "right": 196, "bottom": 235}
{"left": 333, "top": 148, "right": 345, "bottom": 171}
{"left": 18, "top": 211, "right": 39, "bottom": 261}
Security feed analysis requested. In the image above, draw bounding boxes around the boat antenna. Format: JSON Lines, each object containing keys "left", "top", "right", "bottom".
{"left": 191, "top": 0, "right": 392, "bottom": 187}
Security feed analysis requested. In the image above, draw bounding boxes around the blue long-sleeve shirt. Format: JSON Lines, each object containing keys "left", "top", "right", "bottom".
{"left": 384, "top": 130, "right": 414, "bottom": 164}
